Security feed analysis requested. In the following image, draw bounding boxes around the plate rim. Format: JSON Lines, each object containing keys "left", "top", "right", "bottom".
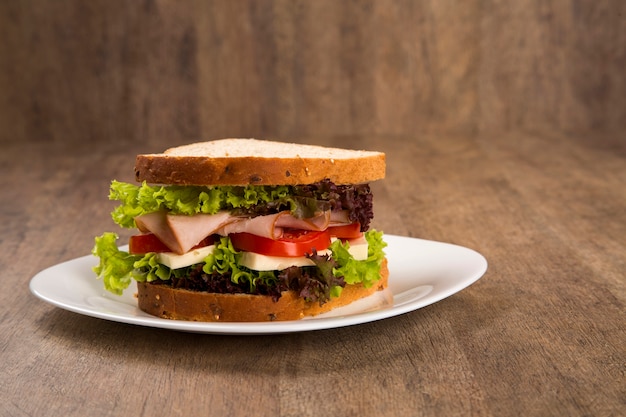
{"left": 29, "top": 235, "right": 488, "bottom": 335}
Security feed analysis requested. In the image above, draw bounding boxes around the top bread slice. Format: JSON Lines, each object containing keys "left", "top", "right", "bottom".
{"left": 134, "top": 138, "right": 386, "bottom": 186}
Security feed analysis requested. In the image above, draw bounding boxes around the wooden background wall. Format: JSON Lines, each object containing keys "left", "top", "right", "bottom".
{"left": 1, "top": 0, "right": 624, "bottom": 146}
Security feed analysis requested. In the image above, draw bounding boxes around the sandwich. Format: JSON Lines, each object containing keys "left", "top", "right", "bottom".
{"left": 92, "top": 138, "right": 388, "bottom": 321}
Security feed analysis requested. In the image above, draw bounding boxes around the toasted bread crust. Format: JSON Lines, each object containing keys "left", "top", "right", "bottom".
{"left": 137, "top": 259, "right": 389, "bottom": 322}
{"left": 134, "top": 139, "right": 386, "bottom": 186}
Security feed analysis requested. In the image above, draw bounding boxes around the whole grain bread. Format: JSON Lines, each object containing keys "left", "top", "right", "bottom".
{"left": 137, "top": 259, "right": 389, "bottom": 322}
{"left": 134, "top": 138, "right": 386, "bottom": 186}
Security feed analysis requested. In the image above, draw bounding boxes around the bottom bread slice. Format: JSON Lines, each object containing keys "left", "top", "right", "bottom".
{"left": 137, "top": 259, "right": 389, "bottom": 322}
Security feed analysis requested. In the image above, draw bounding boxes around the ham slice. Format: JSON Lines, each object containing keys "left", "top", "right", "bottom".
{"left": 275, "top": 210, "right": 331, "bottom": 231}
{"left": 135, "top": 211, "right": 180, "bottom": 251}
{"left": 166, "top": 211, "right": 234, "bottom": 253}
{"left": 219, "top": 210, "right": 332, "bottom": 239}
{"left": 329, "top": 209, "right": 350, "bottom": 225}
{"left": 219, "top": 212, "right": 284, "bottom": 239}
{"left": 135, "top": 211, "right": 234, "bottom": 254}
{"left": 135, "top": 209, "right": 344, "bottom": 254}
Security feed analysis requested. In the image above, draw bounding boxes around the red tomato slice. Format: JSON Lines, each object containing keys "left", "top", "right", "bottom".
{"left": 328, "top": 223, "right": 363, "bottom": 239}
{"left": 229, "top": 230, "right": 331, "bottom": 257}
{"left": 129, "top": 233, "right": 171, "bottom": 254}
{"left": 129, "top": 233, "right": 214, "bottom": 254}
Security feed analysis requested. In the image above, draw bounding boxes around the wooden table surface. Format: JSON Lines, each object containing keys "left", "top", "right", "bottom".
{"left": 1, "top": 133, "right": 624, "bottom": 417}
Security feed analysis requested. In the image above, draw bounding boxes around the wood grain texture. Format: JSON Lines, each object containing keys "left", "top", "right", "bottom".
{"left": 1, "top": 132, "right": 624, "bottom": 417}
{"left": 478, "top": 0, "right": 626, "bottom": 132}
{"left": 1, "top": 0, "right": 623, "bottom": 146}
{"left": 1, "top": 1, "right": 625, "bottom": 416}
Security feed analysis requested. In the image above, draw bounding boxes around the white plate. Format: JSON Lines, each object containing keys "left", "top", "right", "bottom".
{"left": 29, "top": 235, "right": 487, "bottom": 334}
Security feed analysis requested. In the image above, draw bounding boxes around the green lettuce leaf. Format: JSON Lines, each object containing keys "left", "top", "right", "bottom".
{"left": 107, "top": 180, "right": 376, "bottom": 231}
{"left": 92, "top": 232, "right": 178, "bottom": 294}
{"left": 202, "top": 236, "right": 278, "bottom": 292}
{"left": 93, "top": 230, "right": 387, "bottom": 299}
{"left": 109, "top": 180, "right": 295, "bottom": 228}
{"left": 92, "top": 232, "right": 141, "bottom": 295}
{"left": 330, "top": 229, "right": 387, "bottom": 288}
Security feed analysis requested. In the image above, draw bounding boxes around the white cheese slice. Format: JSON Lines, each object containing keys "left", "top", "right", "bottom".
{"left": 238, "top": 238, "right": 369, "bottom": 271}
{"left": 156, "top": 245, "right": 216, "bottom": 269}
{"left": 154, "top": 237, "right": 369, "bottom": 272}
{"left": 238, "top": 249, "right": 332, "bottom": 271}
{"left": 342, "top": 236, "right": 368, "bottom": 261}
